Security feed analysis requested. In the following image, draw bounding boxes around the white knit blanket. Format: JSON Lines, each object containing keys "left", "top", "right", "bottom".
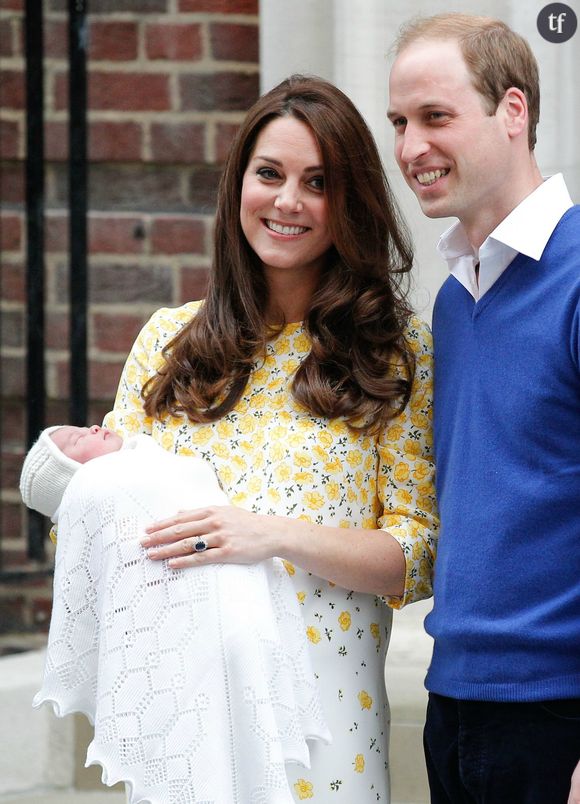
{"left": 33, "top": 436, "right": 330, "bottom": 804}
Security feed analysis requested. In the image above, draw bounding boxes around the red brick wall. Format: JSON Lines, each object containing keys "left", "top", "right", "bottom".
{"left": 0, "top": 0, "right": 259, "bottom": 637}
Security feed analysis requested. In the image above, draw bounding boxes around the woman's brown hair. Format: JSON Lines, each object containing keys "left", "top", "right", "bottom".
{"left": 143, "top": 74, "right": 416, "bottom": 433}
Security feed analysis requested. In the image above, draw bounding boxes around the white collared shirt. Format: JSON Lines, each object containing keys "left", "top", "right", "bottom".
{"left": 436, "top": 174, "right": 574, "bottom": 301}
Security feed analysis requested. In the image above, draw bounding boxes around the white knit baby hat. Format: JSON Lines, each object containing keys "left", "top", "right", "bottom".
{"left": 19, "top": 426, "right": 81, "bottom": 519}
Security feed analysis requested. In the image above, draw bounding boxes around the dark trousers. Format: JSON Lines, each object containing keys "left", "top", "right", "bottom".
{"left": 423, "top": 692, "right": 580, "bottom": 804}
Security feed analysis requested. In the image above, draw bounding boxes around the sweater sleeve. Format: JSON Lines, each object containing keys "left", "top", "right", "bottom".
{"left": 378, "top": 317, "right": 439, "bottom": 609}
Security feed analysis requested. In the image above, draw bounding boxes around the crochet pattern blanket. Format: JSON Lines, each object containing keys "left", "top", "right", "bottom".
{"left": 33, "top": 436, "right": 330, "bottom": 803}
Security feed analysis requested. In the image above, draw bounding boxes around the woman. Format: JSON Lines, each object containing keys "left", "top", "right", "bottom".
{"left": 105, "top": 74, "right": 437, "bottom": 802}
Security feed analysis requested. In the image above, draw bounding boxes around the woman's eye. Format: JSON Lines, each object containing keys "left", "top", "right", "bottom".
{"left": 308, "top": 175, "right": 324, "bottom": 192}
{"left": 257, "top": 167, "right": 279, "bottom": 180}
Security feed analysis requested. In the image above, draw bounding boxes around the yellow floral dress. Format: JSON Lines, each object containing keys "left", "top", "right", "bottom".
{"left": 104, "top": 301, "right": 438, "bottom": 803}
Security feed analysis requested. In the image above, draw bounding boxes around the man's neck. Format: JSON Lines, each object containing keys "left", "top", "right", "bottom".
{"left": 464, "top": 158, "right": 544, "bottom": 250}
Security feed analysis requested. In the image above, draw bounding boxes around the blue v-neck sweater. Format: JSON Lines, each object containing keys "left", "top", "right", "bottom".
{"left": 426, "top": 206, "right": 580, "bottom": 702}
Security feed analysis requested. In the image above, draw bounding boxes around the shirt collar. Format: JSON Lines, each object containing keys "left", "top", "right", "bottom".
{"left": 488, "top": 173, "right": 573, "bottom": 259}
{"left": 436, "top": 174, "right": 574, "bottom": 300}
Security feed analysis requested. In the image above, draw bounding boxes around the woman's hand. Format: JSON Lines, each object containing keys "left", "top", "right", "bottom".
{"left": 140, "top": 504, "right": 406, "bottom": 598}
{"left": 141, "top": 506, "right": 280, "bottom": 569}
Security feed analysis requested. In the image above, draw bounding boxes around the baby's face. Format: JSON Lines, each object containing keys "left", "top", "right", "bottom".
{"left": 51, "top": 425, "right": 123, "bottom": 464}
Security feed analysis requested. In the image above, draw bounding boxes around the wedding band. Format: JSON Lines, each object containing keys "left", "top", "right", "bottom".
{"left": 194, "top": 538, "right": 208, "bottom": 553}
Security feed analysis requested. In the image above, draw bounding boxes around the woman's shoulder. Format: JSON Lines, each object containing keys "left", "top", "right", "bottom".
{"left": 145, "top": 300, "right": 204, "bottom": 333}
{"left": 402, "top": 314, "right": 433, "bottom": 356}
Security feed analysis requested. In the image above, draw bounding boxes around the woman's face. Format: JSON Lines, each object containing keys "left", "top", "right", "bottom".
{"left": 240, "top": 116, "right": 334, "bottom": 282}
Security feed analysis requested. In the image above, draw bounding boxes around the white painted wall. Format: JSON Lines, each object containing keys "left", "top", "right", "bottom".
{"left": 261, "top": 0, "right": 580, "bottom": 320}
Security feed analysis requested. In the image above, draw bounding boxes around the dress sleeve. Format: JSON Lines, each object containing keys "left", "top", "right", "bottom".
{"left": 103, "top": 303, "right": 200, "bottom": 438}
{"left": 377, "top": 316, "right": 439, "bottom": 609}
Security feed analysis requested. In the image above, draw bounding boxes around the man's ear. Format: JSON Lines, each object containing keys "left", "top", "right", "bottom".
{"left": 500, "top": 87, "right": 528, "bottom": 140}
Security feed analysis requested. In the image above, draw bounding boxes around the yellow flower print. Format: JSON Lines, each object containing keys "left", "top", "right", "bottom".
{"left": 220, "top": 466, "right": 234, "bottom": 486}
{"left": 237, "top": 414, "right": 256, "bottom": 434}
{"left": 347, "top": 487, "right": 357, "bottom": 503}
{"left": 413, "top": 462, "right": 430, "bottom": 481}
{"left": 361, "top": 516, "right": 375, "bottom": 528}
{"left": 213, "top": 442, "right": 230, "bottom": 459}
{"left": 294, "top": 452, "right": 312, "bottom": 467}
{"left": 326, "top": 482, "right": 340, "bottom": 501}
{"left": 328, "top": 419, "right": 346, "bottom": 435}
{"left": 306, "top": 626, "right": 321, "bottom": 644}
{"left": 353, "top": 754, "right": 365, "bottom": 773}
{"left": 216, "top": 420, "right": 235, "bottom": 439}
{"left": 251, "top": 392, "right": 267, "bottom": 408}
{"left": 346, "top": 450, "right": 362, "bottom": 468}
{"left": 358, "top": 690, "right": 373, "bottom": 710}
{"left": 312, "top": 445, "right": 328, "bottom": 462}
{"left": 339, "top": 520, "right": 349, "bottom": 528}
{"left": 253, "top": 367, "right": 268, "bottom": 384}
{"left": 297, "top": 591, "right": 306, "bottom": 605}
{"left": 412, "top": 541, "right": 425, "bottom": 560}
{"left": 267, "top": 487, "right": 281, "bottom": 503}
{"left": 126, "top": 364, "right": 137, "bottom": 385}
{"left": 289, "top": 432, "right": 306, "bottom": 449}
{"left": 272, "top": 336, "right": 289, "bottom": 354}
{"left": 324, "top": 457, "right": 342, "bottom": 473}
{"left": 418, "top": 496, "right": 434, "bottom": 513}
{"left": 410, "top": 390, "right": 427, "bottom": 412}
{"left": 274, "top": 464, "right": 291, "bottom": 482}
{"left": 123, "top": 413, "right": 142, "bottom": 434}
{"left": 231, "top": 455, "right": 247, "bottom": 471}
{"left": 282, "top": 358, "right": 299, "bottom": 374}
{"left": 128, "top": 391, "right": 143, "bottom": 411}
{"left": 283, "top": 560, "right": 296, "bottom": 576}
{"left": 294, "top": 333, "right": 310, "bottom": 352}
{"left": 230, "top": 491, "right": 247, "bottom": 505}
{"left": 417, "top": 482, "right": 433, "bottom": 496}
{"left": 161, "top": 431, "right": 175, "bottom": 451}
{"left": 396, "top": 489, "right": 412, "bottom": 505}
{"left": 404, "top": 439, "right": 421, "bottom": 459}
{"left": 370, "top": 622, "right": 380, "bottom": 641}
{"left": 271, "top": 425, "right": 287, "bottom": 441}
{"left": 381, "top": 448, "right": 395, "bottom": 466}
{"left": 266, "top": 376, "right": 283, "bottom": 392}
{"left": 294, "top": 779, "right": 314, "bottom": 800}
{"left": 191, "top": 428, "right": 212, "bottom": 446}
{"left": 394, "top": 461, "right": 410, "bottom": 482}
{"left": 294, "top": 471, "right": 314, "bottom": 484}
{"left": 317, "top": 431, "right": 333, "bottom": 448}
{"left": 383, "top": 514, "right": 401, "bottom": 528}
{"left": 354, "top": 470, "right": 363, "bottom": 486}
{"left": 338, "top": 611, "right": 351, "bottom": 631}
{"left": 298, "top": 513, "right": 313, "bottom": 523}
{"left": 304, "top": 491, "right": 325, "bottom": 510}
{"left": 386, "top": 424, "right": 404, "bottom": 442}
{"left": 247, "top": 476, "right": 262, "bottom": 494}
{"left": 269, "top": 443, "right": 286, "bottom": 462}
{"left": 411, "top": 412, "right": 429, "bottom": 430}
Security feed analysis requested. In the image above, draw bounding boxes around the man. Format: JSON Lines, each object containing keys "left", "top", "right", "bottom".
{"left": 388, "top": 13, "right": 580, "bottom": 804}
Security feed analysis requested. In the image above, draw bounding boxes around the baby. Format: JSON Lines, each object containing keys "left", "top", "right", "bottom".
{"left": 20, "top": 424, "right": 125, "bottom": 523}
{"left": 20, "top": 426, "right": 330, "bottom": 804}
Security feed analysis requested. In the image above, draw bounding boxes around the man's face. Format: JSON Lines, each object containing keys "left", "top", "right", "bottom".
{"left": 51, "top": 425, "right": 123, "bottom": 464}
{"left": 388, "top": 38, "right": 512, "bottom": 244}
